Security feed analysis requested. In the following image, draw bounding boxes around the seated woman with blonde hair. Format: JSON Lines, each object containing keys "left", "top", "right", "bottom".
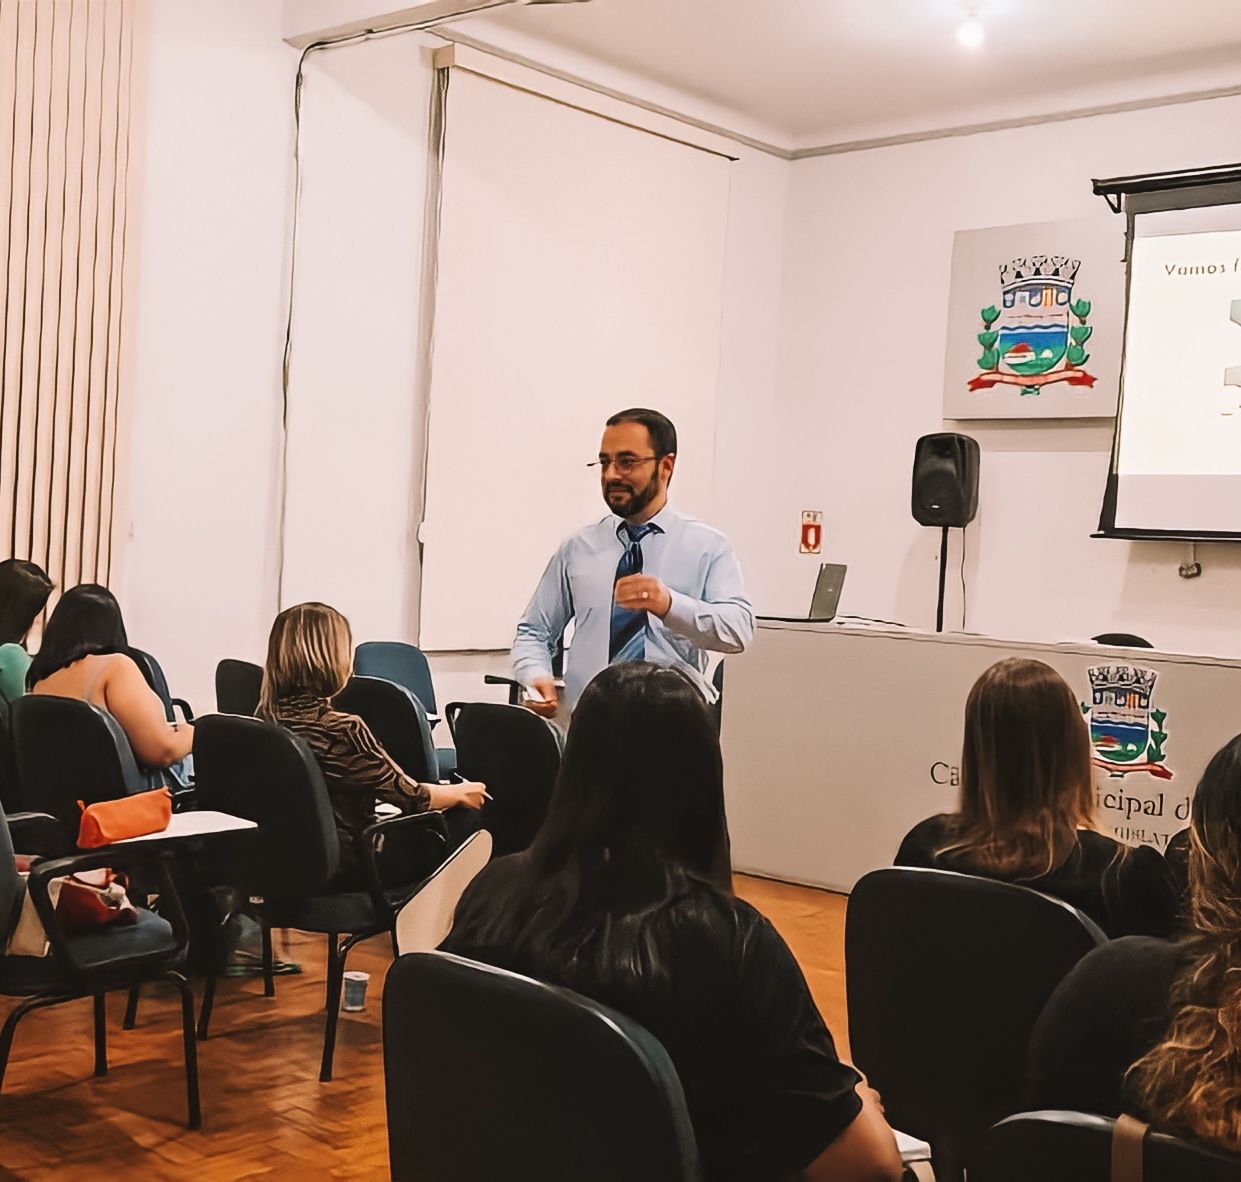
{"left": 895, "top": 656, "right": 1177, "bottom": 938}
{"left": 27, "top": 583, "right": 192, "bottom": 770}
{"left": 258, "top": 602, "right": 485, "bottom": 889}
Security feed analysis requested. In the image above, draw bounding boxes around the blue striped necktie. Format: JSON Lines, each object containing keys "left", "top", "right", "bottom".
{"left": 609, "top": 522, "right": 658, "bottom": 663}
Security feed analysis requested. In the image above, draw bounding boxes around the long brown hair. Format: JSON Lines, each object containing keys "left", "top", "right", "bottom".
{"left": 257, "top": 602, "right": 352, "bottom": 717}
{"left": 936, "top": 657, "right": 1096, "bottom": 879}
{"left": 1128, "top": 734, "right": 1241, "bottom": 1149}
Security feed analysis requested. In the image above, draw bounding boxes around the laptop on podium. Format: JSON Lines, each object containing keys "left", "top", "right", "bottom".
{"left": 759, "top": 562, "right": 847, "bottom": 624}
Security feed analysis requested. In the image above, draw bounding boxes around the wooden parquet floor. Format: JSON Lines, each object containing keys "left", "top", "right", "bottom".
{"left": 0, "top": 876, "right": 848, "bottom": 1180}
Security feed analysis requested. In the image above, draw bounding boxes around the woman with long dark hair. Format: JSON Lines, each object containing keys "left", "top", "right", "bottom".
{"left": 0, "top": 559, "right": 53, "bottom": 701}
{"left": 27, "top": 584, "right": 192, "bottom": 768}
{"left": 895, "top": 657, "right": 1177, "bottom": 937}
{"left": 444, "top": 662, "right": 901, "bottom": 1182}
{"left": 1029, "top": 733, "right": 1241, "bottom": 1139}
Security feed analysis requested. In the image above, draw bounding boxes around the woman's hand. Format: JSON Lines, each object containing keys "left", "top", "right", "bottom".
{"left": 448, "top": 780, "right": 488, "bottom": 810}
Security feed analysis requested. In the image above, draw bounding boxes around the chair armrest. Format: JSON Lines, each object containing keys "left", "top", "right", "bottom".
{"left": 358, "top": 811, "right": 448, "bottom": 920}
{"left": 482, "top": 675, "right": 523, "bottom": 705}
{"left": 481, "top": 675, "right": 564, "bottom": 703}
{"left": 26, "top": 847, "right": 190, "bottom": 978}
{"left": 171, "top": 698, "right": 195, "bottom": 723}
{"left": 8, "top": 811, "right": 70, "bottom": 857}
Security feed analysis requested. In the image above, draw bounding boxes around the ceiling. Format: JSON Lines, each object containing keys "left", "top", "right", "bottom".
{"left": 469, "top": 0, "right": 1241, "bottom": 149}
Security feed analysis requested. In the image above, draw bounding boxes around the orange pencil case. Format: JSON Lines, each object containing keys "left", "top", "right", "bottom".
{"left": 76, "top": 787, "right": 173, "bottom": 848}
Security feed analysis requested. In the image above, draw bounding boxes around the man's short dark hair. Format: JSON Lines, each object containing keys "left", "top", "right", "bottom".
{"left": 606, "top": 408, "right": 677, "bottom": 457}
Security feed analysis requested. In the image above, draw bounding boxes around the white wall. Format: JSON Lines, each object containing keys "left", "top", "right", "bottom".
{"left": 116, "top": 0, "right": 296, "bottom": 709}
{"left": 773, "top": 94, "right": 1241, "bottom": 656}
{"left": 281, "top": 34, "right": 435, "bottom": 643}
{"left": 116, "top": 11, "right": 790, "bottom": 711}
{"left": 277, "top": 32, "right": 790, "bottom": 676}
{"left": 123, "top": 9, "right": 1241, "bottom": 713}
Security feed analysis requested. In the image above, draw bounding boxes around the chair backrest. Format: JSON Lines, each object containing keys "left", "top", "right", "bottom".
{"left": 354, "top": 642, "right": 436, "bottom": 716}
{"left": 445, "top": 702, "right": 561, "bottom": 856}
{"left": 333, "top": 676, "right": 437, "bottom": 784}
{"left": 979, "top": 1110, "right": 1241, "bottom": 1182}
{"left": 11, "top": 695, "right": 149, "bottom": 841}
{"left": 214, "top": 658, "right": 263, "bottom": 716}
{"left": 192, "top": 713, "right": 340, "bottom": 899}
{"left": 394, "top": 830, "right": 493, "bottom": 954}
{"left": 845, "top": 867, "right": 1107, "bottom": 1176}
{"left": 125, "top": 647, "right": 175, "bottom": 721}
{"left": 384, "top": 952, "right": 700, "bottom": 1182}
{"left": 0, "top": 798, "right": 24, "bottom": 947}
{"left": 1092, "top": 632, "right": 1154, "bottom": 649}
{"left": 0, "top": 695, "right": 22, "bottom": 814}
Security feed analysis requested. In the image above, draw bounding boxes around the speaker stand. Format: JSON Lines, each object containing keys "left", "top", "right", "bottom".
{"left": 935, "top": 525, "right": 949, "bottom": 633}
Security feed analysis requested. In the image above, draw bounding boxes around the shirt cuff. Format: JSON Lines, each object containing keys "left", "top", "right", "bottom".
{"left": 662, "top": 588, "right": 697, "bottom": 635}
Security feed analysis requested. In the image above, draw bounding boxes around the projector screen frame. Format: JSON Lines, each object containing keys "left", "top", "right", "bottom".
{"left": 1093, "top": 163, "right": 1241, "bottom": 544}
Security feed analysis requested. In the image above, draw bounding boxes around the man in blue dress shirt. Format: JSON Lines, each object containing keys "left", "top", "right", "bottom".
{"left": 512, "top": 408, "right": 754, "bottom": 719}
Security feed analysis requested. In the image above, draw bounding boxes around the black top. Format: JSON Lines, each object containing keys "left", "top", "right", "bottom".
{"left": 443, "top": 859, "right": 862, "bottom": 1182}
{"left": 895, "top": 815, "right": 1179, "bottom": 938}
{"left": 1164, "top": 827, "right": 1190, "bottom": 915}
{"left": 1026, "top": 935, "right": 1184, "bottom": 1117}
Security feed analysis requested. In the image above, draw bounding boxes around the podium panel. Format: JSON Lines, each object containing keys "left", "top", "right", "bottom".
{"left": 722, "top": 622, "right": 1241, "bottom": 893}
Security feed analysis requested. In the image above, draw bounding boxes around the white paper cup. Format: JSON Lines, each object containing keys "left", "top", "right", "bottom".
{"left": 342, "top": 970, "right": 369, "bottom": 1012}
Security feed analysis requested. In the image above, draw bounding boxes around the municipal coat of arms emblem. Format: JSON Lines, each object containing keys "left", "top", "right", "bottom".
{"left": 970, "top": 256, "right": 1096, "bottom": 396}
{"left": 1083, "top": 665, "right": 1172, "bottom": 780}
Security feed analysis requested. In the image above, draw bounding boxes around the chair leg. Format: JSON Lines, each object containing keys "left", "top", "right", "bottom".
{"left": 197, "top": 909, "right": 236, "bottom": 1040}
{"left": 320, "top": 933, "right": 344, "bottom": 1082}
{"left": 197, "top": 969, "right": 218, "bottom": 1042}
{"left": 0, "top": 994, "right": 70, "bottom": 1094}
{"left": 93, "top": 993, "right": 108, "bottom": 1076}
{"left": 320, "top": 931, "right": 370, "bottom": 1084}
{"left": 261, "top": 920, "right": 276, "bottom": 998}
{"left": 122, "top": 986, "right": 140, "bottom": 1030}
{"left": 166, "top": 971, "right": 202, "bottom": 1130}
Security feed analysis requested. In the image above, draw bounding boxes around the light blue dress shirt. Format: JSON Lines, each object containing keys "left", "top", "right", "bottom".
{"left": 511, "top": 504, "right": 754, "bottom": 708}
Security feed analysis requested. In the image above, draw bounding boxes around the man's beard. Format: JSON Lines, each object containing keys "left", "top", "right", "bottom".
{"left": 604, "top": 471, "right": 660, "bottom": 519}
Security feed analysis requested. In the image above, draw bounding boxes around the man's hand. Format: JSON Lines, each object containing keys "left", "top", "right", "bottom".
{"left": 614, "top": 574, "right": 672, "bottom": 618}
{"left": 522, "top": 675, "right": 560, "bottom": 719}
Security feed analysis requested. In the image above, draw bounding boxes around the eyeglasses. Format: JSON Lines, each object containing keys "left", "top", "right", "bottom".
{"left": 587, "top": 454, "right": 660, "bottom": 476}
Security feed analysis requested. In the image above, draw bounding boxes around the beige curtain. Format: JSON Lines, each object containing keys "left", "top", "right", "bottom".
{"left": 0, "top": 0, "right": 144, "bottom": 605}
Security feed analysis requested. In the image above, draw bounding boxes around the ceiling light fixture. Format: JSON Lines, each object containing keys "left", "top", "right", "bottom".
{"left": 956, "top": 13, "right": 985, "bottom": 49}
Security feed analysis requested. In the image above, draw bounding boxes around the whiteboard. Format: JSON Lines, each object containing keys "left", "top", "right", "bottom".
{"left": 418, "top": 70, "right": 732, "bottom": 651}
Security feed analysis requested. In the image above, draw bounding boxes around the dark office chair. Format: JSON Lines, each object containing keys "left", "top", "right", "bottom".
{"left": 126, "top": 647, "right": 194, "bottom": 722}
{"left": 445, "top": 702, "right": 561, "bottom": 856}
{"left": 845, "top": 867, "right": 1107, "bottom": 1182}
{"left": 0, "top": 695, "right": 22, "bottom": 814}
{"left": 11, "top": 695, "right": 154, "bottom": 844}
{"left": 978, "top": 1110, "right": 1241, "bottom": 1182}
{"left": 1092, "top": 633, "right": 1154, "bottom": 649}
{"left": 191, "top": 714, "right": 448, "bottom": 1080}
{"left": 0, "top": 799, "right": 201, "bottom": 1127}
{"left": 384, "top": 952, "right": 701, "bottom": 1182}
{"left": 354, "top": 641, "right": 437, "bottom": 716}
{"left": 334, "top": 676, "right": 438, "bottom": 785}
{"left": 353, "top": 643, "right": 455, "bottom": 778}
{"left": 214, "top": 658, "right": 263, "bottom": 716}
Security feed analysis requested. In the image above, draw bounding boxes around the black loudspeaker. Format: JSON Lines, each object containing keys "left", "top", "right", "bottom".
{"left": 911, "top": 433, "right": 980, "bottom": 527}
